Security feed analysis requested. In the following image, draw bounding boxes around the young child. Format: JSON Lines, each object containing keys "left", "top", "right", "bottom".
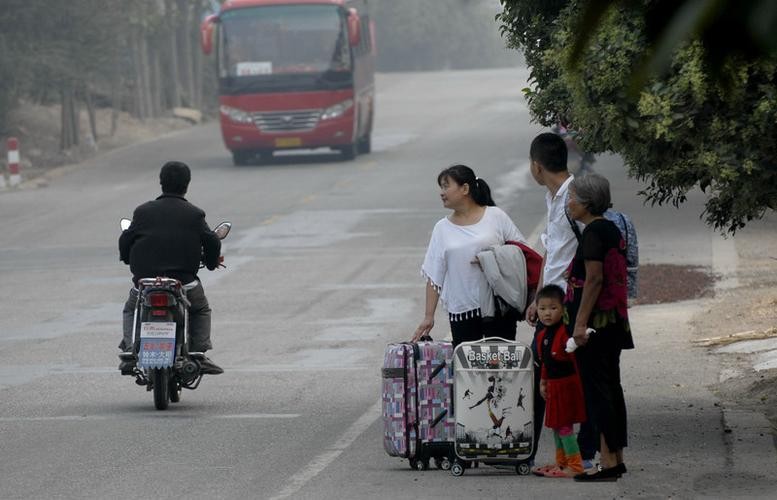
{"left": 533, "top": 284, "right": 587, "bottom": 478}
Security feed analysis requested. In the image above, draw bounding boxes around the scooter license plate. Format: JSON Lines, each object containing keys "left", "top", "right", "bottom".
{"left": 138, "top": 322, "right": 176, "bottom": 369}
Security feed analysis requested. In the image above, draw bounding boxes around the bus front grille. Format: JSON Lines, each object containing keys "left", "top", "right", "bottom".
{"left": 252, "top": 110, "right": 321, "bottom": 132}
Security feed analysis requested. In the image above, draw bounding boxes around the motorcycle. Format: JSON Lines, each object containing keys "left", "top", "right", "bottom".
{"left": 552, "top": 122, "right": 596, "bottom": 175}
{"left": 118, "top": 218, "right": 231, "bottom": 410}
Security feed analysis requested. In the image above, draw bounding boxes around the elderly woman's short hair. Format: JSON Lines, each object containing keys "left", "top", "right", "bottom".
{"left": 572, "top": 174, "right": 611, "bottom": 216}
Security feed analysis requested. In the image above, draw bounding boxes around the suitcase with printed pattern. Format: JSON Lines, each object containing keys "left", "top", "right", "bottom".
{"left": 382, "top": 337, "right": 455, "bottom": 470}
{"left": 450, "top": 337, "right": 534, "bottom": 476}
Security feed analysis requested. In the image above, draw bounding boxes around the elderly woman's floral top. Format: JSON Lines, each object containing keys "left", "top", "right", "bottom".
{"left": 565, "top": 219, "right": 634, "bottom": 350}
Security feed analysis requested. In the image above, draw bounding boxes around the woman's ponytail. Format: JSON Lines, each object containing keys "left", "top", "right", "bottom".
{"left": 437, "top": 164, "right": 496, "bottom": 207}
{"left": 472, "top": 177, "right": 495, "bottom": 207}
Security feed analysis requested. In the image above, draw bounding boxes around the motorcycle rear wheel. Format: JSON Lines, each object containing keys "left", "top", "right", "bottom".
{"left": 152, "top": 368, "right": 170, "bottom": 410}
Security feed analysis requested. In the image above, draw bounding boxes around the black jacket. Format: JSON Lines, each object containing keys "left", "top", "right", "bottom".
{"left": 119, "top": 194, "right": 221, "bottom": 284}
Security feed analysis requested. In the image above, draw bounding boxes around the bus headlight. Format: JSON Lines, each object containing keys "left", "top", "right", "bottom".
{"left": 320, "top": 99, "right": 354, "bottom": 121}
{"left": 220, "top": 105, "right": 253, "bottom": 124}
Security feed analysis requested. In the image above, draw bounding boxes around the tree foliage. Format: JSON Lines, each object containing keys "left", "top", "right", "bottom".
{"left": 0, "top": 0, "right": 214, "bottom": 148}
{"left": 498, "top": 0, "right": 777, "bottom": 234}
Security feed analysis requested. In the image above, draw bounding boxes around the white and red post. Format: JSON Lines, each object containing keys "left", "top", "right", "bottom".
{"left": 7, "top": 137, "right": 21, "bottom": 187}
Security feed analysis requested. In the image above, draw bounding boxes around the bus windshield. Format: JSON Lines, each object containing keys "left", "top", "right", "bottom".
{"left": 219, "top": 5, "right": 350, "bottom": 78}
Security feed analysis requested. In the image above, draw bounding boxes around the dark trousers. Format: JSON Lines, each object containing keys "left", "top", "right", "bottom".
{"left": 120, "top": 282, "right": 213, "bottom": 352}
{"left": 576, "top": 334, "right": 627, "bottom": 452}
{"left": 577, "top": 407, "right": 599, "bottom": 461}
{"left": 449, "top": 306, "right": 519, "bottom": 347}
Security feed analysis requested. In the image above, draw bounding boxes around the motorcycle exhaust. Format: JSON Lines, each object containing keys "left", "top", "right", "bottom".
{"left": 180, "top": 359, "right": 200, "bottom": 383}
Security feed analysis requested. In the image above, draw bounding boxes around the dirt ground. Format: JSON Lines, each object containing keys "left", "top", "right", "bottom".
{"left": 1, "top": 101, "right": 197, "bottom": 180}
{"left": 688, "top": 216, "right": 777, "bottom": 433}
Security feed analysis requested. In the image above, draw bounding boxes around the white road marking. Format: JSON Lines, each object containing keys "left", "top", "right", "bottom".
{"left": 0, "top": 415, "right": 110, "bottom": 422}
{"left": 226, "top": 365, "right": 368, "bottom": 372}
{"left": 268, "top": 399, "right": 382, "bottom": 500}
{"left": 490, "top": 160, "right": 545, "bottom": 249}
{"left": 215, "top": 413, "right": 300, "bottom": 419}
{"left": 493, "top": 161, "right": 533, "bottom": 210}
{"left": 712, "top": 232, "right": 740, "bottom": 291}
{"left": 527, "top": 219, "right": 545, "bottom": 251}
{"left": 0, "top": 413, "right": 300, "bottom": 422}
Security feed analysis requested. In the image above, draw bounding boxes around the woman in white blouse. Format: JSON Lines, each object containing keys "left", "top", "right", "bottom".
{"left": 412, "top": 165, "right": 526, "bottom": 346}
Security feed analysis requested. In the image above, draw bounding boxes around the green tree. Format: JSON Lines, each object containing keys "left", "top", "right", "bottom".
{"left": 498, "top": 0, "right": 777, "bottom": 234}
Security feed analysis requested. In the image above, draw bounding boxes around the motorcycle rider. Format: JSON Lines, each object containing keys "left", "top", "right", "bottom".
{"left": 118, "top": 161, "right": 224, "bottom": 375}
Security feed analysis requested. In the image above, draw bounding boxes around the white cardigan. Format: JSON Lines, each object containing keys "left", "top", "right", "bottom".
{"left": 477, "top": 244, "right": 528, "bottom": 318}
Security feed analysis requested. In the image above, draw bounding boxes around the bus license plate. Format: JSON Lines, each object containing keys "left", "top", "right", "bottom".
{"left": 274, "top": 137, "right": 302, "bottom": 148}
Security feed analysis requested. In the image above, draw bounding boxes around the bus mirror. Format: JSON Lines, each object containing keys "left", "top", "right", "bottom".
{"left": 347, "top": 8, "right": 361, "bottom": 47}
{"left": 201, "top": 14, "right": 218, "bottom": 55}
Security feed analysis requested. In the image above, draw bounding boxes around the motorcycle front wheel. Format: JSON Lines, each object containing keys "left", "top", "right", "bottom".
{"left": 152, "top": 368, "right": 170, "bottom": 410}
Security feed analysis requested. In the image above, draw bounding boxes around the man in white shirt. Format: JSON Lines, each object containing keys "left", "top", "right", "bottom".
{"left": 527, "top": 134, "right": 581, "bottom": 310}
{"left": 524, "top": 132, "right": 593, "bottom": 474}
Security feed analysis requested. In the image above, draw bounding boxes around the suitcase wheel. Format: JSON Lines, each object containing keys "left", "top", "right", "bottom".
{"left": 516, "top": 461, "right": 531, "bottom": 476}
{"left": 451, "top": 461, "right": 465, "bottom": 477}
{"left": 409, "top": 458, "right": 429, "bottom": 471}
{"left": 435, "top": 457, "right": 452, "bottom": 471}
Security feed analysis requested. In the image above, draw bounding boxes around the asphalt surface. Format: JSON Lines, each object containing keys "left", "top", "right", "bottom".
{"left": 1, "top": 68, "right": 775, "bottom": 499}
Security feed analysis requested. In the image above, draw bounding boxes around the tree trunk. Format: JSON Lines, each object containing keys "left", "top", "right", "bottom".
{"left": 191, "top": 0, "right": 204, "bottom": 109}
{"left": 166, "top": 0, "right": 181, "bottom": 109}
{"left": 151, "top": 47, "right": 163, "bottom": 116}
{"left": 110, "top": 53, "right": 121, "bottom": 136}
{"left": 60, "top": 86, "right": 80, "bottom": 150}
{"left": 130, "top": 30, "right": 145, "bottom": 121}
{"left": 85, "top": 87, "right": 98, "bottom": 142}
{"left": 60, "top": 89, "right": 70, "bottom": 151}
{"left": 139, "top": 34, "right": 154, "bottom": 118}
{"left": 177, "top": 0, "right": 195, "bottom": 107}
{"left": 70, "top": 88, "right": 80, "bottom": 147}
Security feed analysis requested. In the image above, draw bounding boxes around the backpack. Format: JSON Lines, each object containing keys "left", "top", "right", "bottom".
{"left": 565, "top": 209, "right": 639, "bottom": 299}
{"left": 604, "top": 210, "right": 639, "bottom": 299}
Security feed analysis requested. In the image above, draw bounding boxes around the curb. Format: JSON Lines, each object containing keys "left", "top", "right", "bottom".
{"left": 711, "top": 229, "right": 777, "bottom": 478}
{"left": 722, "top": 408, "right": 777, "bottom": 477}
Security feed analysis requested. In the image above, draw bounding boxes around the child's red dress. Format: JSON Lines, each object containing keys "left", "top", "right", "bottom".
{"left": 537, "top": 323, "right": 587, "bottom": 429}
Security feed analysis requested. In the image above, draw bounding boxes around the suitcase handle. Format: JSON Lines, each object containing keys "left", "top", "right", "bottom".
{"left": 475, "top": 336, "right": 515, "bottom": 343}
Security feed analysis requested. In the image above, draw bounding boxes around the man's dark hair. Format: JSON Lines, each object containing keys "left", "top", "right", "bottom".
{"left": 530, "top": 133, "right": 568, "bottom": 173}
{"left": 160, "top": 161, "right": 191, "bottom": 195}
{"left": 536, "top": 284, "right": 565, "bottom": 304}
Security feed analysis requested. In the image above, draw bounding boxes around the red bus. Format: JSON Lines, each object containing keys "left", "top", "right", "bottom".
{"left": 201, "top": 0, "right": 375, "bottom": 165}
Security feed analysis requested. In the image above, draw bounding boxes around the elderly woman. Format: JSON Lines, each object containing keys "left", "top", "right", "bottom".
{"left": 566, "top": 174, "right": 634, "bottom": 482}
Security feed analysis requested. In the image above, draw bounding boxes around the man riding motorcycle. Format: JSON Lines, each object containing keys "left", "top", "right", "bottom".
{"left": 118, "top": 161, "right": 224, "bottom": 375}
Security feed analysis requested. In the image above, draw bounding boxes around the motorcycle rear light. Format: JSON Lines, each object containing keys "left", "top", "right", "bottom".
{"left": 151, "top": 310, "right": 168, "bottom": 317}
{"left": 147, "top": 292, "right": 173, "bottom": 307}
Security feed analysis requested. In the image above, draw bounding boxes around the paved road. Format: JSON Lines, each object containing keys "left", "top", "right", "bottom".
{"left": 1, "top": 68, "right": 774, "bottom": 499}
